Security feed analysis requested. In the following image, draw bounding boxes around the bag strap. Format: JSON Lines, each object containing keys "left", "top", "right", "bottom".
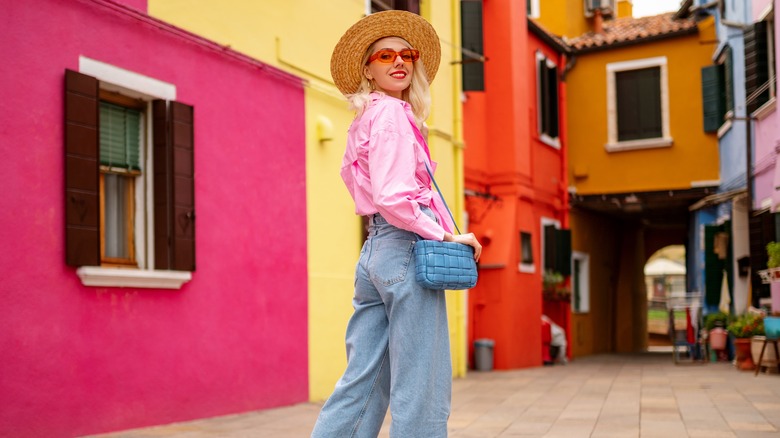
{"left": 423, "top": 160, "right": 462, "bottom": 235}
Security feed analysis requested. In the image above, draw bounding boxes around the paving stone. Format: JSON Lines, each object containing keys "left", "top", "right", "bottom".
{"left": 83, "top": 353, "right": 780, "bottom": 438}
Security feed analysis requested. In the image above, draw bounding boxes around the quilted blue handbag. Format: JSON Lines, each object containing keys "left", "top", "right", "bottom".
{"left": 414, "top": 162, "right": 478, "bottom": 290}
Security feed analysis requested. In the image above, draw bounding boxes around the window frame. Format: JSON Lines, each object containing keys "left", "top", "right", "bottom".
{"left": 748, "top": 8, "right": 777, "bottom": 119}
{"left": 540, "top": 217, "right": 561, "bottom": 275}
{"left": 536, "top": 51, "right": 560, "bottom": 148}
{"left": 605, "top": 56, "right": 672, "bottom": 152}
{"left": 72, "top": 56, "right": 191, "bottom": 289}
{"left": 519, "top": 231, "right": 535, "bottom": 273}
{"left": 572, "top": 251, "right": 590, "bottom": 313}
{"left": 527, "top": 0, "right": 540, "bottom": 18}
{"left": 98, "top": 93, "right": 146, "bottom": 267}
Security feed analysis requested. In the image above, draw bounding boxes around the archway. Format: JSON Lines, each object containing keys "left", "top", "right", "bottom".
{"left": 645, "top": 245, "right": 686, "bottom": 350}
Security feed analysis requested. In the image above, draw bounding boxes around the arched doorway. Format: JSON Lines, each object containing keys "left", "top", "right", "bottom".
{"left": 645, "top": 245, "right": 686, "bottom": 350}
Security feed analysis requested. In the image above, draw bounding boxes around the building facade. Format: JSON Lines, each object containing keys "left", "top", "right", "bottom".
{"left": 148, "top": 0, "right": 470, "bottom": 400}
{"left": 555, "top": 0, "right": 720, "bottom": 356}
{"left": 460, "top": 0, "right": 571, "bottom": 368}
{"left": 1, "top": 0, "right": 308, "bottom": 436}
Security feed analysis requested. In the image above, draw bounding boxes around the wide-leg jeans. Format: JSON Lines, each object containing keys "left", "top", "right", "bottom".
{"left": 311, "top": 210, "right": 451, "bottom": 438}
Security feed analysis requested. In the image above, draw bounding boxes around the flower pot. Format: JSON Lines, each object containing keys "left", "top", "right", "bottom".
{"left": 751, "top": 336, "right": 779, "bottom": 370}
{"left": 734, "top": 338, "right": 756, "bottom": 371}
{"left": 709, "top": 328, "right": 728, "bottom": 350}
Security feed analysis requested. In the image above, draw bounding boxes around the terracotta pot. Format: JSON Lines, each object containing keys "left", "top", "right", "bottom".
{"left": 709, "top": 328, "right": 728, "bottom": 350}
{"left": 734, "top": 338, "right": 755, "bottom": 371}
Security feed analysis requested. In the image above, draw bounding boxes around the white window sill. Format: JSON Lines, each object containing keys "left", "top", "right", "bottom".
{"left": 717, "top": 119, "right": 733, "bottom": 139}
{"left": 753, "top": 97, "right": 777, "bottom": 121}
{"left": 539, "top": 133, "right": 561, "bottom": 149}
{"left": 519, "top": 263, "right": 536, "bottom": 273}
{"left": 605, "top": 137, "right": 673, "bottom": 153}
{"left": 76, "top": 267, "right": 192, "bottom": 289}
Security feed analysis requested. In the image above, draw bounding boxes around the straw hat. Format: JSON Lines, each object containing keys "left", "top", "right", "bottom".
{"left": 330, "top": 10, "right": 441, "bottom": 96}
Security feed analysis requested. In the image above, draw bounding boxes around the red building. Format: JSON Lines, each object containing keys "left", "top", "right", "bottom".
{"left": 461, "top": 0, "right": 570, "bottom": 369}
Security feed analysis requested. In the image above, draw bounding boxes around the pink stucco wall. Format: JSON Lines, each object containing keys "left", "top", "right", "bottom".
{"left": 0, "top": 1, "right": 308, "bottom": 436}
{"left": 752, "top": 0, "right": 780, "bottom": 209}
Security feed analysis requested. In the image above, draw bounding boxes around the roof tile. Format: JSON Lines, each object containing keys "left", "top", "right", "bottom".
{"left": 567, "top": 12, "right": 698, "bottom": 52}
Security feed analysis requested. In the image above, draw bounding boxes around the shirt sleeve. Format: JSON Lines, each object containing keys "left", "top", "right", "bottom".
{"left": 367, "top": 106, "right": 446, "bottom": 241}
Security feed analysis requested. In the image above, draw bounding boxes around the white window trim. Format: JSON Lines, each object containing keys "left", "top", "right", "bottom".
{"left": 605, "top": 56, "right": 672, "bottom": 152}
{"left": 536, "top": 51, "right": 561, "bottom": 149}
{"left": 518, "top": 231, "right": 536, "bottom": 273}
{"left": 528, "top": 0, "right": 540, "bottom": 18}
{"left": 77, "top": 267, "right": 192, "bottom": 289}
{"left": 572, "top": 251, "right": 590, "bottom": 313}
{"left": 78, "top": 58, "right": 190, "bottom": 290}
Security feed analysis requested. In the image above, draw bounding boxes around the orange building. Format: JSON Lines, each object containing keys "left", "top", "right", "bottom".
{"left": 461, "top": 0, "right": 571, "bottom": 368}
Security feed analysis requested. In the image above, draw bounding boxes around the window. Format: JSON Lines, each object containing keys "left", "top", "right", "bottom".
{"left": 541, "top": 219, "right": 571, "bottom": 276}
{"left": 461, "top": 0, "right": 484, "bottom": 91}
{"left": 371, "top": 0, "right": 419, "bottom": 13}
{"left": 99, "top": 99, "right": 144, "bottom": 266}
{"left": 527, "top": 0, "right": 539, "bottom": 18}
{"left": 572, "top": 251, "right": 590, "bottom": 313}
{"left": 536, "top": 52, "right": 560, "bottom": 147}
{"left": 65, "top": 59, "right": 194, "bottom": 289}
{"left": 584, "top": 0, "right": 615, "bottom": 17}
{"left": 744, "top": 11, "right": 776, "bottom": 115}
{"left": 519, "top": 231, "right": 535, "bottom": 273}
{"left": 606, "top": 57, "right": 672, "bottom": 152}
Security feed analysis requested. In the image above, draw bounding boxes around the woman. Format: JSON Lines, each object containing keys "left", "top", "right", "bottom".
{"left": 312, "top": 10, "right": 481, "bottom": 438}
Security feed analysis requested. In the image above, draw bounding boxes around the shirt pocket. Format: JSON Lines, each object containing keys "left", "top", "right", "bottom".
{"left": 369, "top": 238, "right": 415, "bottom": 287}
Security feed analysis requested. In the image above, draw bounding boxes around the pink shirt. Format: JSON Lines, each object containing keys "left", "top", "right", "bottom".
{"left": 340, "top": 93, "right": 455, "bottom": 241}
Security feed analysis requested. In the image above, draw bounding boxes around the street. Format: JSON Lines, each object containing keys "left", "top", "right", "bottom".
{"left": 86, "top": 352, "right": 780, "bottom": 437}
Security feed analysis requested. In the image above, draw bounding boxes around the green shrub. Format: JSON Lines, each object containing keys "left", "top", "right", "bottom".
{"left": 767, "top": 242, "right": 780, "bottom": 269}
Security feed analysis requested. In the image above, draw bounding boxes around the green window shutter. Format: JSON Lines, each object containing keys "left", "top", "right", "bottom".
{"left": 745, "top": 22, "right": 770, "bottom": 114}
{"left": 724, "top": 46, "right": 734, "bottom": 113}
{"left": 99, "top": 102, "right": 141, "bottom": 170}
{"left": 461, "top": 0, "right": 484, "bottom": 91}
{"left": 701, "top": 64, "right": 724, "bottom": 132}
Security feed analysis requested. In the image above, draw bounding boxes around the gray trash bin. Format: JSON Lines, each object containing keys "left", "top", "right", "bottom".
{"left": 474, "top": 338, "right": 495, "bottom": 371}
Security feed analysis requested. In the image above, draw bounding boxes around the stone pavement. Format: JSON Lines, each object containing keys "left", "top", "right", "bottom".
{"left": 86, "top": 353, "right": 780, "bottom": 438}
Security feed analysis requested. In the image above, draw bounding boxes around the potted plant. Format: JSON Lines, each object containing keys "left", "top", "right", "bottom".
{"left": 704, "top": 312, "right": 730, "bottom": 351}
{"left": 542, "top": 270, "right": 570, "bottom": 302}
{"left": 751, "top": 313, "right": 779, "bottom": 371}
{"left": 727, "top": 313, "right": 763, "bottom": 371}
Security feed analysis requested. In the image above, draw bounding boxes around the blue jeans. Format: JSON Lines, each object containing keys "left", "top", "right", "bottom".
{"left": 311, "top": 210, "right": 452, "bottom": 438}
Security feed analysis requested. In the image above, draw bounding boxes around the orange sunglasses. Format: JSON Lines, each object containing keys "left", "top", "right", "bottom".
{"left": 366, "top": 49, "right": 420, "bottom": 65}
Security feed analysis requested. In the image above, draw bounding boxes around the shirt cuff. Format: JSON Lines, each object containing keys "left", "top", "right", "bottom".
{"left": 412, "top": 213, "right": 447, "bottom": 241}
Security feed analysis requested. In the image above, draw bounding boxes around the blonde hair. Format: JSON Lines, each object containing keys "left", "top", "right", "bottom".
{"left": 346, "top": 38, "right": 431, "bottom": 127}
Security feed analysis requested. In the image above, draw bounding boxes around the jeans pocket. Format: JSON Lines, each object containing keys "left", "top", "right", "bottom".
{"left": 369, "top": 239, "right": 415, "bottom": 286}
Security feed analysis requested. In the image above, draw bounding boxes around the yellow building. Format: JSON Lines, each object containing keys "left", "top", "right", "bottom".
{"left": 148, "top": 0, "right": 468, "bottom": 400}
{"left": 537, "top": 1, "right": 720, "bottom": 356}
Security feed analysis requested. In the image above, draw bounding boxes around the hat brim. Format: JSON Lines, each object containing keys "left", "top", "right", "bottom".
{"left": 331, "top": 10, "right": 441, "bottom": 96}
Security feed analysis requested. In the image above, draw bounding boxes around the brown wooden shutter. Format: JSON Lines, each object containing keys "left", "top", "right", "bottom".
{"left": 171, "top": 101, "right": 195, "bottom": 271}
{"left": 65, "top": 69, "right": 100, "bottom": 266}
{"left": 153, "top": 100, "right": 195, "bottom": 271}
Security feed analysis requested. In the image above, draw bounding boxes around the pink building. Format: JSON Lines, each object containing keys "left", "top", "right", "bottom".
{"left": 751, "top": 0, "right": 779, "bottom": 211}
{"left": 0, "top": 0, "right": 308, "bottom": 436}
{"left": 749, "top": 0, "right": 778, "bottom": 311}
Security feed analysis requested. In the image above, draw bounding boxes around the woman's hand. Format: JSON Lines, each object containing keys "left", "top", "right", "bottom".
{"left": 444, "top": 232, "right": 482, "bottom": 262}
